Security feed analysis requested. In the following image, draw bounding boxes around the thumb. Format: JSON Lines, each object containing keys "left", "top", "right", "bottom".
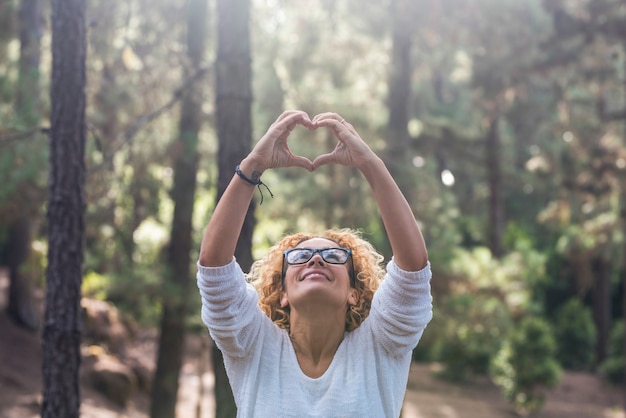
{"left": 290, "top": 155, "right": 315, "bottom": 172}
{"left": 312, "top": 153, "right": 335, "bottom": 170}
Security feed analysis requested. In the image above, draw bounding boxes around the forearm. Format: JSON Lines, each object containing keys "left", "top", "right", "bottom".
{"left": 199, "top": 110, "right": 314, "bottom": 266}
{"left": 359, "top": 157, "right": 428, "bottom": 271}
{"left": 198, "top": 160, "right": 260, "bottom": 266}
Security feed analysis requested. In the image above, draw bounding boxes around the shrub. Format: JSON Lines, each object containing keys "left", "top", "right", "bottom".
{"left": 553, "top": 298, "right": 596, "bottom": 370}
{"left": 433, "top": 294, "right": 512, "bottom": 381}
{"left": 490, "top": 316, "right": 561, "bottom": 415}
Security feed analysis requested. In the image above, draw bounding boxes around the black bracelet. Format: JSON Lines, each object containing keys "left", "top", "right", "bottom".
{"left": 235, "top": 165, "right": 274, "bottom": 205}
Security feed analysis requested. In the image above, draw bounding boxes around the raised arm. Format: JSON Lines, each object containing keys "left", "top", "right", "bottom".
{"left": 198, "top": 110, "right": 314, "bottom": 267}
{"left": 312, "top": 113, "right": 428, "bottom": 271}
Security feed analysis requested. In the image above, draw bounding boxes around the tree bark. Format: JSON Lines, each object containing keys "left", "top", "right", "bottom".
{"left": 6, "top": 217, "right": 39, "bottom": 331}
{"left": 486, "top": 113, "right": 504, "bottom": 258}
{"left": 591, "top": 256, "right": 610, "bottom": 365}
{"left": 213, "top": 0, "right": 253, "bottom": 415}
{"left": 617, "top": 35, "right": 626, "bottom": 412}
{"left": 386, "top": 0, "right": 414, "bottom": 201}
{"left": 7, "top": 0, "right": 43, "bottom": 332}
{"left": 149, "top": 1, "right": 207, "bottom": 417}
{"left": 42, "top": 0, "right": 87, "bottom": 416}
{"left": 16, "top": 0, "right": 42, "bottom": 125}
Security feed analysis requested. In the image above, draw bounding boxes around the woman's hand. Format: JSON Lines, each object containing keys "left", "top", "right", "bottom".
{"left": 311, "top": 112, "right": 378, "bottom": 170}
{"left": 244, "top": 110, "right": 315, "bottom": 173}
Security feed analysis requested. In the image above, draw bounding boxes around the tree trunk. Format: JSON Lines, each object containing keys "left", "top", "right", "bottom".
{"left": 6, "top": 0, "right": 43, "bottom": 332}
{"left": 386, "top": 0, "right": 413, "bottom": 201}
{"left": 380, "top": 0, "right": 415, "bottom": 262}
{"left": 591, "top": 256, "right": 610, "bottom": 365}
{"left": 618, "top": 36, "right": 626, "bottom": 411}
{"left": 213, "top": 0, "right": 253, "bottom": 415}
{"left": 622, "top": 39, "right": 626, "bottom": 414}
{"left": 149, "top": 1, "right": 207, "bottom": 417}
{"left": 6, "top": 218, "right": 39, "bottom": 330}
{"left": 623, "top": 188, "right": 626, "bottom": 411}
{"left": 486, "top": 113, "right": 504, "bottom": 258}
{"left": 16, "top": 0, "right": 42, "bottom": 125}
{"left": 42, "top": 0, "right": 87, "bottom": 416}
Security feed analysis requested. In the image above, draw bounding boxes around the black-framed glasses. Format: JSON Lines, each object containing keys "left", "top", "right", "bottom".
{"left": 282, "top": 247, "right": 355, "bottom": 286}
{"left": 284, "top": 247, "right": 352, "bottom": 265}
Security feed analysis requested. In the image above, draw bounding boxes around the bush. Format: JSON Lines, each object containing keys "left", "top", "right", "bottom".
{"left": 553, "top": 298, "right": 596, "bottom": 370}
{"left": 432, "top": 294, "right": 512, "bottom": 381}
{"left": 490, "top": 316, "right": 561, "bottom": 415}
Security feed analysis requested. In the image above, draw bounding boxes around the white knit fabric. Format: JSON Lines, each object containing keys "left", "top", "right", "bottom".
{"left": 197, "top": 258, "right": 433, "bottom": 418}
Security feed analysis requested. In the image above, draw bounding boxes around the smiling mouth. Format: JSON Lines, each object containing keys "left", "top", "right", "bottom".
{"left": 299, "top": 271, "right": 330, "bottom": 281}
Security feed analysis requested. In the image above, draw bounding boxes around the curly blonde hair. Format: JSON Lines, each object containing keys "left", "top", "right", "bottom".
{"left": 248, "top": 228, "right": 385, "bottom": 332}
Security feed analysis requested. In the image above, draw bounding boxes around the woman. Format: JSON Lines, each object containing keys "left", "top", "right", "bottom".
{"left": 197, "top": 110, "right": 432, "bottom": 417}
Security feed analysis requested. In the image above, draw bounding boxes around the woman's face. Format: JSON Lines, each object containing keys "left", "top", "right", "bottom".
{"left": 280, "top": 237, "right": 357, "bottom": 310}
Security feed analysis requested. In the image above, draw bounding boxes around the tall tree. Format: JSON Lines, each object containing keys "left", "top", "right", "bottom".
{"left": 213, "top": 0, "right": 253, "bottom": 415}
{"left": 6, "top": 0, "right": 43, "bottom": 331}
{"left": 150, "top": 0, "right": 207, "bottom": 417}
{"left": 42, "top": 0, "right": 87, "bottom": 416}
{"left": 386, "top": 0, "right": 414, "bottom": 200}
{"left": 486, "top": 111, "right": 504, "bottom": 258}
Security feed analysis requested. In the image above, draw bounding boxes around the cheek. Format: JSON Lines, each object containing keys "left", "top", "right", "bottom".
{"left": 339, "top": 264, "right": 352, "bottom": 281}
{"left": 282, "top": 266, "right": 298, "bottom": 285}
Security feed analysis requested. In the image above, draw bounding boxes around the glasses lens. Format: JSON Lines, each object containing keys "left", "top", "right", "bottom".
{"left": 285, "top": 248, "right": 350, "bottom": 265}
{"left": 321, "top": 248, "right": 349, "bottom": 264}
{"left": 286, "top": 249, "right": 314, "bottom": 264}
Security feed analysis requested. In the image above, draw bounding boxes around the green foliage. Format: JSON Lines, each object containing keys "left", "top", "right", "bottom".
{"left": 428, "top": 293, "right": 512, "bottom": 381}
{"left": 422, "top": 245, "right": 548, "bottom": 381}
{"left": 83, "top": 264, "right": 167, "bottom": 327}
{"left": 82, "top": 271, "right": 110, "bottom": 301}
{"left": 553, "top": 298, "right": 596, "bottom": 370}
{"left": 491, "top": 316, "right": 561, "bottom": 415}
{"left": 448, "top": 246, "right": 545, "bottom": 313}
{"left": 600, "top": 321, "right": 624, "bottom": 385}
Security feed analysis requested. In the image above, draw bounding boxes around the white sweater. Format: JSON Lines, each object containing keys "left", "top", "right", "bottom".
{"left": 197, "top": 258, "right": 433, "bottom": 418}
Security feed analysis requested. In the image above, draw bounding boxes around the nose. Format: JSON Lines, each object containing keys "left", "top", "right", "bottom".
{"left": 307, "top": 251, "right": 326, "bottom": 266}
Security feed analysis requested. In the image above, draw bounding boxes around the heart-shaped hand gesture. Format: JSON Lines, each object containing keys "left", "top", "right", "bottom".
{"left": 311, "top": 112, "right": 376, "bottom": 170}
{"left": 244, "top": 110, "right": 376, "bottom": 174}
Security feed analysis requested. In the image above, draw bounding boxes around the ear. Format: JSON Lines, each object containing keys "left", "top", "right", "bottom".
{"left": 280, "top": 291, "right": 289, "bottom": 308}
{"left": 347, "top": 288, "right": 358, "bottom": 306}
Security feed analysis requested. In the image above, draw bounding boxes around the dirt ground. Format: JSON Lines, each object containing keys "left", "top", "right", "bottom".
{"left": 1, "top": 270, "right": 624, "bottom": 418}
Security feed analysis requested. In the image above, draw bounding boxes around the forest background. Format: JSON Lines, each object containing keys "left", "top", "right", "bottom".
{"left": 0, "top": 0, "right": 625, "bottom": 417}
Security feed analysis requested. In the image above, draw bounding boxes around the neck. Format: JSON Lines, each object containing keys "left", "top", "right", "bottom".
{"left": 288, "top": 308, "right": 346, "bottom": 377}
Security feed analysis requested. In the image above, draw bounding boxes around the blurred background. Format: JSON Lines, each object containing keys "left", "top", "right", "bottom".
{"left": 0, "top": 0, "right": 625, "bottom": 417}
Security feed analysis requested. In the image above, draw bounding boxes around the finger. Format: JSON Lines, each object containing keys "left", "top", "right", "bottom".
{"left": 275, "top": 110, "right": 310, "bottom": 123}
{"left": 276, "top": 111, "right": 313, "bottom": 132}
{"left": 272, "top": 114, "right": 313, "bottom": 144}
{"left": 289, "top": 155, "right": 315, "bottom": 172}
{"left": 312, "top": 112, "right": 340, "bottom": 124}
{"left": 312, "top": 153, "right": 335, "bottom": 170}
{"left": 315, "top": 118, "right": 353, "bottom": 136}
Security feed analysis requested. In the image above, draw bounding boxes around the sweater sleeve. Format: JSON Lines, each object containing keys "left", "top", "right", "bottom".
{"left": 196, "top": 258, "right": 264, "bottom": 358}
{"left": 369, "top": 259, "right": 433, "bottom": 357}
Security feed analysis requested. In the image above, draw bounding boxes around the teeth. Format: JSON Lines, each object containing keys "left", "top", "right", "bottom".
{"left": 302, "top": 272, "right": 327, "bottom": 281}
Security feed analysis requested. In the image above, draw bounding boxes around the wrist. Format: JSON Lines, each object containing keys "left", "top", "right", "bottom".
{"left": 235, "top": 159, "right": 274, "bottom": 205}
{"left": 357, "top": 154, "right": 384, "bottom": 174}
{"left": 239, "top": 156, "right": 266, "bottom": 177}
